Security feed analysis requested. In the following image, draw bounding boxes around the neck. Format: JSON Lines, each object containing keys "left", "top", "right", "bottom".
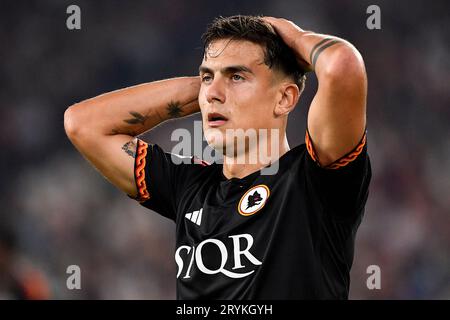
{"left": 222, "top": 133, "right": 290, "bottom": 179}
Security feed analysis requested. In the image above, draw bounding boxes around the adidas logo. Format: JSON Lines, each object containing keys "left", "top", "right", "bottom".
{"left": 185, "top": 208, "right": 203, "bottom": 226}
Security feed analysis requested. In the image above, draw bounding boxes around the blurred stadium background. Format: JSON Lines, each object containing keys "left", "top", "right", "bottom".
{"left": 0, "top": 0, "right": 449, "bottom": 299}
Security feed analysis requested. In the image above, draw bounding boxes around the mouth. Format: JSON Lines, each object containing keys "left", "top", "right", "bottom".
{"left": 207, "top": 112, "right": 229, "bottom": 127}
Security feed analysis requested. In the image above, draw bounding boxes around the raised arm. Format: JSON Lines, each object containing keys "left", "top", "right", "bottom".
{"left": 264, "top": 17, "right": 367, "bottom": 167}
{"left": 64, "top": 77, "right": 201, "bottom": 197}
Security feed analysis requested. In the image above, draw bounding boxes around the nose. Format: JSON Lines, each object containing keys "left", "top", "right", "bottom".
{"left": 205, "top": 77, "right": 226, "bottom": 104}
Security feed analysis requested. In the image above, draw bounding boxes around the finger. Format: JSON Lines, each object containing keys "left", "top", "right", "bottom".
{"left": 261, "top": 16, "right": 278, "bottom": 24}
{"left": 262, "top": 17, "right": 281, "bottom": 33}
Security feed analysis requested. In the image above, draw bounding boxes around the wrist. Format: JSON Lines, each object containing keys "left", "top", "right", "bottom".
{"left": 291, "top": 31, "right": 316, "bottom": 72}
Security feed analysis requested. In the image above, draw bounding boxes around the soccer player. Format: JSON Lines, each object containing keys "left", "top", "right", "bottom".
{"left": 64, "top": 15, "right": 371, "bottom": 299}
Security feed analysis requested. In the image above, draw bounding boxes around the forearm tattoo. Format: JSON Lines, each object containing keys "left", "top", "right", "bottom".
{"left": 122, "top": 140, "right": 137, "bottom": 158}
{"left": 309, "top": 37, "right": 341, "bottom": 68}
{"left": 167, "top": 101, "right": 183, "bottom": 118}
{"left": 167, "top": 98, "right": 198, "bottom": 119}
{"left": 112, "top": 98, "right": 197, "bottom": 136}
{"left": 115, "top": 111, "right": 148, "bottom": 136}
{"left": 123, "top": 111, "right": 148, "bottom": 125}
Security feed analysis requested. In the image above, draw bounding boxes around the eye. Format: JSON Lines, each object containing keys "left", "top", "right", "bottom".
{"left": 201, "top": 75, "right": 212, "bottom": 83}
{"left": 232, "top": 74, "right": 244, "bottom": 81}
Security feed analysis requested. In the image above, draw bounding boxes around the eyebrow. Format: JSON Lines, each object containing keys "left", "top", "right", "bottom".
{"left": 199, "top": 65, "right": 254, "bottom": 76}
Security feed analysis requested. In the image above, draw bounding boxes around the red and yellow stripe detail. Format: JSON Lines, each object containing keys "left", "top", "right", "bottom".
{"left": 135, "top": 139, "right": 150, "bottom": 202}
{"left": 305, "top": 131, "right": 366, "bottom": 170}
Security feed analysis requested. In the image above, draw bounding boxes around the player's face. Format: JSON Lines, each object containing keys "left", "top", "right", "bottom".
{"left": 199, "top": 39, "right": 281, "bottom": 154}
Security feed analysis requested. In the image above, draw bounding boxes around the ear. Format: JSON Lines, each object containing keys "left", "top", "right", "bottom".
{"left": 274, "top": 83, "right": 300, "bottom": 117}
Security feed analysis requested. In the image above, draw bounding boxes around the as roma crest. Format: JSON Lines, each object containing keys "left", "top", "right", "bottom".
{"left": 238, "top": 185, "right": 270, "bottom": 216}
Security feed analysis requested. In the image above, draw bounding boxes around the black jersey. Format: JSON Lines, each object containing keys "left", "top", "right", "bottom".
{"left": 132, "top": 131, "right": 371, "bottom": 299}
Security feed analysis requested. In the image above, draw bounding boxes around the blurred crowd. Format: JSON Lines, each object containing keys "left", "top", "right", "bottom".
{"left": 0, "top": 0, "right": 449, "bottom": 299}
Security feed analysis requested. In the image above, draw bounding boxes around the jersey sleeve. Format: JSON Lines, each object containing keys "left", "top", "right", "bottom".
{"left": 130, "top": 139, "right": 202, "bottom": 221}
{"left": 303, "top": 130, "right": 371, "bottom": 221}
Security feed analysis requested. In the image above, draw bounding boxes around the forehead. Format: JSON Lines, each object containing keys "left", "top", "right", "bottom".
{"left": 202, "top": 39, "right": 266, "bottom": 68}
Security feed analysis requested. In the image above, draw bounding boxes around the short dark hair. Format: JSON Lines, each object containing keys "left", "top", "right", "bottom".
{"left": 202, "top": 15, "right": 306, "bottom": 91}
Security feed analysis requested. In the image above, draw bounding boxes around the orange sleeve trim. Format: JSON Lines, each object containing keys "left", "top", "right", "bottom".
{"left": 135, "top": 140, "right": 150, "bottom": 202}
{"left": 305, "top": 130, "right": 319, "bottom": 163}
{"left": 305, "top": 130, "right": 367, "bottom": 170}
